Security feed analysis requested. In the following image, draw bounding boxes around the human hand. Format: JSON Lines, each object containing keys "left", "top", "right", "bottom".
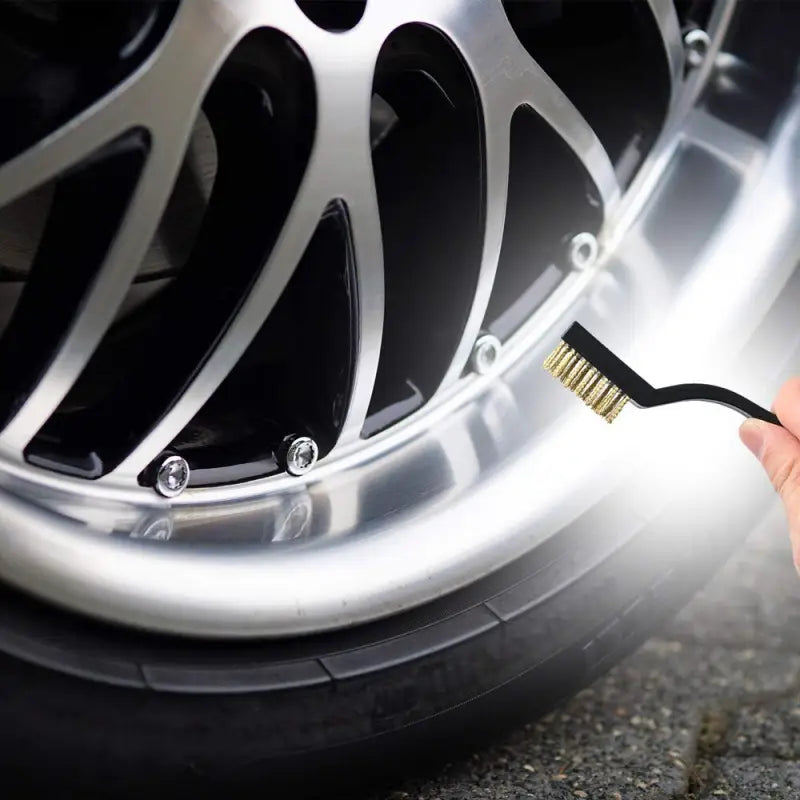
{"left": 740, "top": 377, "right": 800, "bottom": 571}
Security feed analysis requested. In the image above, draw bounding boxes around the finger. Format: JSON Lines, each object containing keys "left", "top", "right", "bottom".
{"left": 773, "top": 376, "right": 800, "bottom": 440}
{"left": 740, "top": 418, "right": 800, "bottom": 572}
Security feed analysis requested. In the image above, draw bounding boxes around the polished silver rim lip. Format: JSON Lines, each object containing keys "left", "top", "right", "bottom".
{"left": 0, "top": 88, "right": 797, "bottom": 637}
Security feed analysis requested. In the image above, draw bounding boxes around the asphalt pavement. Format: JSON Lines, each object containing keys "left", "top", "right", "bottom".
{"left": 377, "top": 501, "right": 800, "bottom": 799}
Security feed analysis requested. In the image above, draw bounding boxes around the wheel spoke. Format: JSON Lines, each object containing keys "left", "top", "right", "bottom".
{"left": 644, "top": 0, "right": 686, "bottom": 102}
{"left": 439, "top": 87, "right": 512, "bottom": 390}
{"left": 0, "top": 0, "right": 255, "bottom": 457}
{"left": 0, "top": 100, "right": 131, "bottom": 211}
{"left": 335, "top": 172, "right": 385, "bottom": 447}
{"left": 108, "top": 177, "right": 328, "bottom": 481}
{"left": 107, "top": 8, "right": 387, "bottom": 480}
{"left": 433, "top": 0, "right": 620, "bottom": 389}
{"left": 308, "top": 17, "right": 386, "bottom": 448}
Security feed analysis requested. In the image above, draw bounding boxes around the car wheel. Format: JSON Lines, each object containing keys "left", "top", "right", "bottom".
{"left": 0, "top": 0, "right": 798, "bottom": 794}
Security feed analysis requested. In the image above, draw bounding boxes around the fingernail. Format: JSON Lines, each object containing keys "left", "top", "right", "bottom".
{"left": 739, "top": 420, "right": 766, "bottom": 459}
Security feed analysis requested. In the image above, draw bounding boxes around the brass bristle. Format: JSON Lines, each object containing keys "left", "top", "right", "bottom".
{"left": 543, "top": 342, "right": 567, "bottom": 371}
{"left": 596, "top": 387, "right": 621, "bottom": 415}
{"left": 605, "top": 395, "right": 630, "bottom": 422}
{"left": 554, "top": 350, "right": 579, "bottom": 378}
{"left": 563, "top": 356, "right": 586, "bottom": 385}
{"left": 566, "top": 360, "right": 590, "bottom": 389}
{"left": 586, "top": 376, "right": 610, "bottom": 407}
{"left": 543, "top": 341, "right": 631, "bottom": 424}
{"left": 574, "top": 366, "right": 600, "bottom": 395}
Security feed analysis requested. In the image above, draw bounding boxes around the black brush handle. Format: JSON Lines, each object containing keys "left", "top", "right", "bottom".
{"left": 652, "top": 384, "right": 780, "bottom": 425}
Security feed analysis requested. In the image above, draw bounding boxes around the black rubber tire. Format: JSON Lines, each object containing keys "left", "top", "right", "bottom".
{"left": 0, "top": 472, "right": 760, "bottom": 798}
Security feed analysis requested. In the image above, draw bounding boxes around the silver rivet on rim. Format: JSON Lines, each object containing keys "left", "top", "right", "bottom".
{"left": 154, "top": 455, "right": 190, "bottom": 498}
{"left": 470, "top": 333, "right": 502, "bottom": 375}
{"left": 283, "top": 435, "right": 319, "bottom": 477}
{"left": 683, "top": 28, "right": 711, "bottom": 69}
{"left": 568, "top": 232, "right": 599, "bottom": 271}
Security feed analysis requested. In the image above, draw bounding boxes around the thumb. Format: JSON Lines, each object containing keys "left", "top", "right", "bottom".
{"left": 740, "top": 419, "right": 800, "bottom": 569}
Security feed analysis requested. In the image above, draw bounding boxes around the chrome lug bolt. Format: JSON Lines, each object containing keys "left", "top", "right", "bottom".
{"left": 683, "top": 28, "right": 711, "bottom": 69}
{"left": 282, "top": 435, "right": 319, "bottom": 477}
{"left": 470, "top": 333, "right": 502, "bottom": 375}
{"left": 568, "top": 231, "right": 599, "bottom": 271}
{"left": 154, "top": 454, "right": 190, "bottom": 498}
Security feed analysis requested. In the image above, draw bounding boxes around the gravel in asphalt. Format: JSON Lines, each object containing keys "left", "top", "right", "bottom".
{"left": 377, "top": 502, "right": 800, "bottom": 799}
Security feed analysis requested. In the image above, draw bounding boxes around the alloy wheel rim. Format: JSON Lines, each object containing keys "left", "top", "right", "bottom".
{"left": 0, "top": 0, "right": 797, "bottom": 636}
